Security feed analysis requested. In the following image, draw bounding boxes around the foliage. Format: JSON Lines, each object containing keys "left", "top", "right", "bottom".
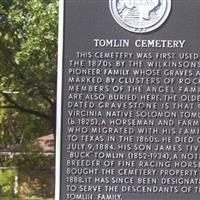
{"left": 12, "top": 153, "right": 54, "bottom": 172}
{"left": 0, "top": 169, "right": 17, "bottom": 194}
{"left": 13, "top": 153, "right": 55, "bottom": 197}
{"left": 0, "top": 0, "right": 58, "bottom": 148}
{"left": 0, "top": 153, "right": 54, "bottom": 197}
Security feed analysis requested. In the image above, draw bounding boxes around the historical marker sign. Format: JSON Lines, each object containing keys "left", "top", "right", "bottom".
{"left": 56, "top": 0, "right": 200, "bottom": 200}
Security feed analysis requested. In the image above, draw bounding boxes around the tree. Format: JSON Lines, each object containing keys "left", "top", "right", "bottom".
{"left": 0, "top": 0, "right": 58, "bottom": 147}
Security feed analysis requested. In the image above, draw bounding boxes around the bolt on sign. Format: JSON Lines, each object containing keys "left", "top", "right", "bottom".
{"left": 56, "top": 0, "right": 200, "bottom": 200}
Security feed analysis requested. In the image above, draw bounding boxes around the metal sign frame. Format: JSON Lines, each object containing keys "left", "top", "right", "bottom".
{"left": 55, "top": 0, "right": 64, "bottom": 199}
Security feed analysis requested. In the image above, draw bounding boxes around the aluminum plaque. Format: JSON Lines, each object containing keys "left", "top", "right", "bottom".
{"left": 56, "top": 1, "right": 200, "bottom": 200}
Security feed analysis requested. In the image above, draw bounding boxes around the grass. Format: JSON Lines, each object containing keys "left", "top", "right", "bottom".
{"left": 0, "top": 196, "right": 53, "bottom": 200}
